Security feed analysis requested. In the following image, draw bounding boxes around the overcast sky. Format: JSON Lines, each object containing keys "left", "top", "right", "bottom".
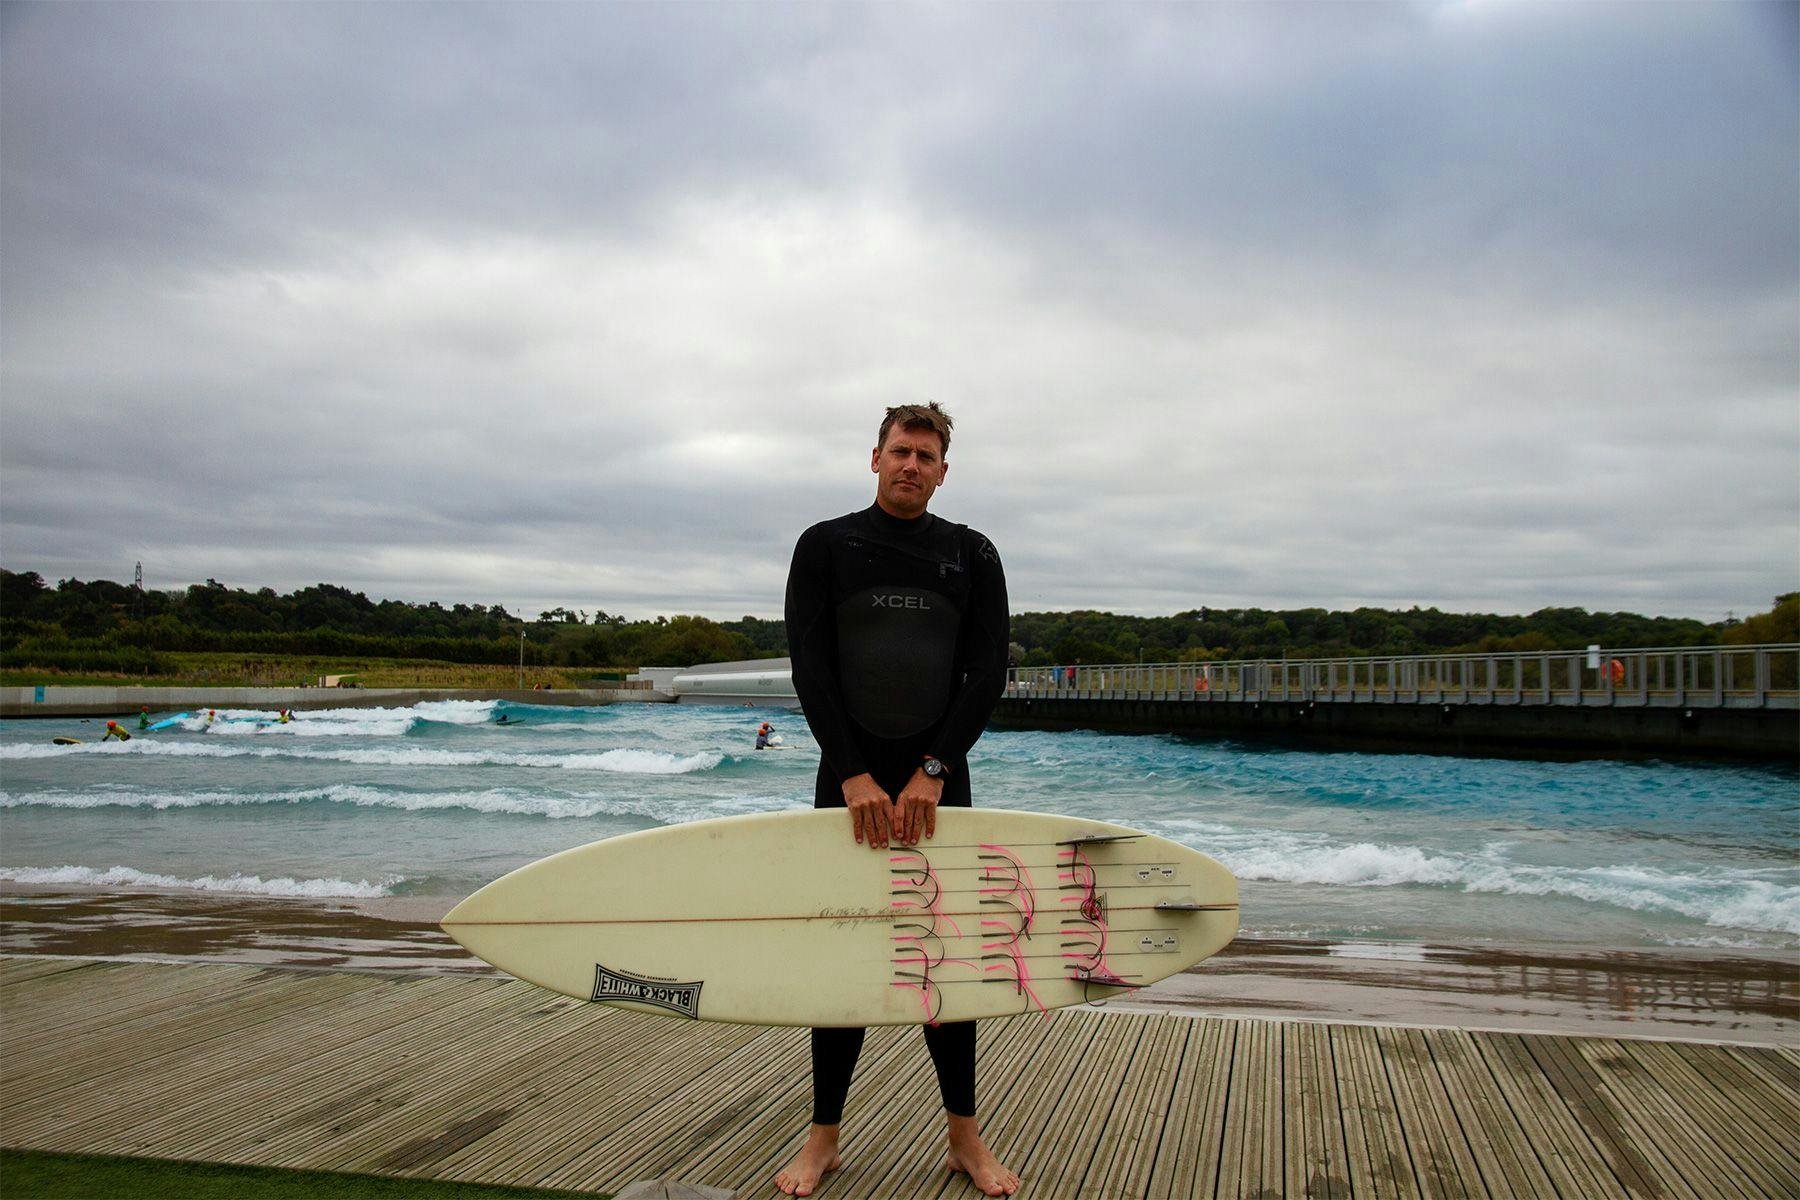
{"left": 3, "top": 2, "right": 1795, "bottom": 624}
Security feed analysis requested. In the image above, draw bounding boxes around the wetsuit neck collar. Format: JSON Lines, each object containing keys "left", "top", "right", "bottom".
{"left": 864, "top": 501, "right": 935, "bottom": 536}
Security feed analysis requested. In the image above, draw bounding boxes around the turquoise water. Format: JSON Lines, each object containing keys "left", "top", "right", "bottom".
{"left": 2, "top": 699, "right": 1795, "bottom": 950}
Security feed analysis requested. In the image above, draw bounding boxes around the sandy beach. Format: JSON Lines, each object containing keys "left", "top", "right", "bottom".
{"left": 5, "top": 881, "right": 1792, "bottom": 1047}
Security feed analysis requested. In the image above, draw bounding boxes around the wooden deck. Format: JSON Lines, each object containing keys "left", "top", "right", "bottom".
{"left": 2, "top": 956, "right": 1795, "bottom": 1198}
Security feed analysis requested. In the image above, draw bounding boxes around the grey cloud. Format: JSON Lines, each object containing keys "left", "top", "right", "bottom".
{"left": 2, "top": 2, "right": 1794, "bottom": 625}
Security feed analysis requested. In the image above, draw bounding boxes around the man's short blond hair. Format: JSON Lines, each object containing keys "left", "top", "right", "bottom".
{"left": 877, "top": 402, "right": 953, "bottom": 457}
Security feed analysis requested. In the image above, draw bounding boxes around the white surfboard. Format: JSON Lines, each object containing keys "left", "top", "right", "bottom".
{"left": 442, "top": 808, "right": 1238, "bottom": 1027}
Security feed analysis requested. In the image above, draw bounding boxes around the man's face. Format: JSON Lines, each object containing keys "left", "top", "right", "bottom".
{"left": 871, "top": 424, "right": 948, "bottom": 518}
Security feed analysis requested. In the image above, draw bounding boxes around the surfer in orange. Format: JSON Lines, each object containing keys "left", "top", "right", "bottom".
{"left": 780, "top": 402, "right": 1018, "bottom": 1197}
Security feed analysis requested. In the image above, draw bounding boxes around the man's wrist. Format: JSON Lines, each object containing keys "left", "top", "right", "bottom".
{"left": 921, "top": 754, "right": 951, "bottom": 779}
{"left": 911, "top": 767, "right": 945, "bottom": 793}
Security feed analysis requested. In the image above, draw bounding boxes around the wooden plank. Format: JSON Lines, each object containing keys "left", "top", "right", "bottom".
{"left": 1521, "top": 1033, "right": 1700, "bottom": 1200}
{"left": 810, "top": 1024, "right": 971, "bottom": 1200}
{"left": 1375, "top": 1025, "right": 1485, "bottom": 1199}
{"left": 667, "top": 1025, "right": 890, "bottom": 1194}
{"left": 885, "top": 1010, "right": 1101, "bottom": 1200}
{"left": 1328, "top": 1022, "right": 1419, "bottom": 1200}
{"left": 1469, "top": 1033, "right": 1627, "bottom": 1200}
{"left": 0, "top": 955, "right": 105, "bottom": 986}
{"left": 539, "top": 1023, "right": 806, "bottom": 1191}
{"left": 2, "top": 969, "right": 376, "bottom": 1097}
{"left": 2, "top": 972, "right": 395, "bottom": 1141}
{"left": 1726, "top": 1045, "right": 1800, "bottom": 1104}
{"left": 1673, "top": 1042, "right": 1800, "bottom": 1134}
{"left": 892, "top": 1010, "right": 1110, "bottom": 1200}
{"left": 1422, "top": 1028, "right": 1553, "bottom": 1199}
{"left": 3, "top": 959, "right": 1795, "bottom": 1200}
{"left": 1218, "top": 1015, "right": 1282, "bottom": 1200}
{"left": 1, "top": 962, "right": 338, "bottom": 1060}
{"left": 502, "top": 1012, "right": 773, "bottom": 1189}
{"left": 1081, "top": 1011, "right": 1187, "bottom": 1199}
{"left": 58, "top": 979, "right": 457, "bottom": 1157}
{"left": 1622, "top": 1038, "right": 1798, "bottom": 1197}
{"left": 115, "top": 977, "right": 523, "bottom": 1161}
{"left": 489, "top": 1025, "right": 773, "bottom": 1187}
{"left": 1024, "top": 1012, "right": 1155, "bottom": 1197}
{"left": 835, "top": 1014, "right": 1051, "bottom": 1200}
{"left": 1566, "top": 1038, "right": 1761, "bottom": 1200}
{"left": 439, "top": 1003, "right": 760, "bottom": 1184}
{"left": 1144, "top": 1016, "right": 1235, "bottom": 1200}
{"left": 303, "top": 995, "right": 694, "bottom": 1175}
{"left": 323, "top": 999, "right": 674, "bottom": 1180}
{"left": 1284, "top": 1020, "right": 1349, "bottom": 1199}
{"left": 714, "top": 1029, "right": 890, "bottom": 1197}
{"left": 1, "top": 960, "right": 254, "bottom": 1048}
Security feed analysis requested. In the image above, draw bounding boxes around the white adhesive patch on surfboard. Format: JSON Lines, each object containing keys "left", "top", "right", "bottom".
{"left": 442, "top": 808, "right": 1238, "bottom": 1027}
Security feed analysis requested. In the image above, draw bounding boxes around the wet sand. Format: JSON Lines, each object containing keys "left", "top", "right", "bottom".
{"left": 3, "top": 883, "right": 1794, "bottom": 1045}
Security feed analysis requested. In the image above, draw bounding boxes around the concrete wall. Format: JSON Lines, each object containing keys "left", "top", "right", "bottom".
{"left": 0, "top": 686, "right": 673, "bottom": 718}
{"left": 992, "top": 696, "right": 1799, "bottom": 761}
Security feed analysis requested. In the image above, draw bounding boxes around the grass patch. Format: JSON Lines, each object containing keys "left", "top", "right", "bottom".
{"left": 0, "top": 1148, "right": 606, "bottom": 1199}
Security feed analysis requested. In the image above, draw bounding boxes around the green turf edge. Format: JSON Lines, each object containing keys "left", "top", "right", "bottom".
{"left": 0, "top": 1148, "right": 609, "bottom": 1199}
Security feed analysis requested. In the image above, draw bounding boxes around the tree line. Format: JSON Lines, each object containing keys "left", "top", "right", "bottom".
{"left": 1, "top": 567, "right": 1791, "bottom": 677}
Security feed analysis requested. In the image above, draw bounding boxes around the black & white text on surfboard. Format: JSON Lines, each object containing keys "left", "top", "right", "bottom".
{"left": 590, "top": 964, "right": 704, "bottom": 1019}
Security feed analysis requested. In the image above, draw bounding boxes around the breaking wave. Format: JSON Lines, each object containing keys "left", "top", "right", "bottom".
{"left": 0, "top": 863, "right": 400, "bottom": 899}
{"left": 0, "top": 741, "right": 725, "bottom": 773}
{"left": 1, "top": 785, "right": 799, "bottom": 822}
{"left": 168, "top": 699, "right": 500, "bottom": 738}
{"left": 1154, "top": 821, "right": 1800, "bottom": 936}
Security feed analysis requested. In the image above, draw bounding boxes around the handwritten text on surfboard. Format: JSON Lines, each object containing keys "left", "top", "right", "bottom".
{"left": 591, "top": 963, "right": 704, "bottom": 1019}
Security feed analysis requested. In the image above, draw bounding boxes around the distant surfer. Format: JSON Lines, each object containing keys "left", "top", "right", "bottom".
{"left": 494, "top": 713, "right": 513, "bottom": 725}
{"left": 277, "top": 709, "right": 293, "bottom": 724}
{"left": 756, "top": 721, "right": 774, "bottom": 750}
{"left": 101, "top": 721, "right": 131, "bottom": 742}
{"left": 780, "top": 402, "right": 1015, "bottom": 1197}
{"left": 137, "top": 707, "right": 150, "bottom": 730}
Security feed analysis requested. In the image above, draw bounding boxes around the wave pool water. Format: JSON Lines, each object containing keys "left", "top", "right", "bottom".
{"left": 2, "top": 698, "right": 1794, "bottom": 949}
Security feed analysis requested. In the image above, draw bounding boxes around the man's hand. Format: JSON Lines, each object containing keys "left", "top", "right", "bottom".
{"left": 894, "top": 768, "right": 943, "bottom": 845}
{"left": 841, "top": 773, "right": 893, "bottom": 848}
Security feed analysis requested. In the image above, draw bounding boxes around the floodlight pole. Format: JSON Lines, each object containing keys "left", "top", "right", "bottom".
{"left": 519, "top": 629, "right": 525, "bottom": 689}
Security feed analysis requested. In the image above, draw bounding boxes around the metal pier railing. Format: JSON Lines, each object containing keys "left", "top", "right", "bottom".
{"left": 1007, "top": 643, "right": 1800, "bottom": 710}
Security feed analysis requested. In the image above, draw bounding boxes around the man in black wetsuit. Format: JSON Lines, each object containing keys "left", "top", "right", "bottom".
{"left": 777, "top": 403, "right": 1017, "bottom": 1198}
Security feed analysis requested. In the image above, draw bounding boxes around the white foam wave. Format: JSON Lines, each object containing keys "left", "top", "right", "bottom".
{"left": 0, "top": 740, "right": 725, "bottom": 773}
{"left": 198, "top": 716, "right": 417, "bottom": 738}
{"left": 1, "top": 785, "right": 798, "bottom": 822}
{"left": 1159, "top": 825, "right": 1800, "bottom": 936}
{"left": 168, "top": 699, "right": 496, "bottom": 737}
{"left": 0, "top": 864, "right": 399, "bottom": 899}
{"left": 407, "top": 700, "right": 501, "bottom": 724}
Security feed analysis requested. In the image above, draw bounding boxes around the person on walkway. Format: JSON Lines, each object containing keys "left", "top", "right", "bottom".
{"left": 779, "top": 402, "right": 1016, "bottom": 1198}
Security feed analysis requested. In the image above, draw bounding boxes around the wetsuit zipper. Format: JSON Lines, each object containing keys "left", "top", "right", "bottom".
{"left": 843, "top": 531, "right": 967, "bottom": 581}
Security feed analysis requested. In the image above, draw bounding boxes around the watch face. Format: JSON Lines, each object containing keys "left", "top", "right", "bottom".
{"left": 924, "top": 758, "right": 943, "bottom": 777}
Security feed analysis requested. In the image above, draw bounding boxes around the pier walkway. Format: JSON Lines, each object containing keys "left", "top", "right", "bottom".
{"left": 1010, "top": 644, "right": 1799, "bottom": 710}
{"left": 997, "top": 644, "right": 1799, "bottom": 759}
{"left": 3, "top": 955, "right": 1794, "bottom": 1198}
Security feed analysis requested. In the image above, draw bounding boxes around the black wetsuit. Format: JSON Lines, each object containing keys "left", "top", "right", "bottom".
{"left": 784, "top": 502, "right": 1010, "bottom": 1124}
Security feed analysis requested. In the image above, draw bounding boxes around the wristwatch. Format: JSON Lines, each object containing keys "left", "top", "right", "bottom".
{"left": 921, "top": 755, "right": 949, "bottom": 779}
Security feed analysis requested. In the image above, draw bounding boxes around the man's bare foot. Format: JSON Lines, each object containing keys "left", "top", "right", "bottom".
{"left": 945, "top": 1115, "right": 1020, "bottom": 1197}
{"left": 774, "top": 1124, "right": 842, "bottom": 1197}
